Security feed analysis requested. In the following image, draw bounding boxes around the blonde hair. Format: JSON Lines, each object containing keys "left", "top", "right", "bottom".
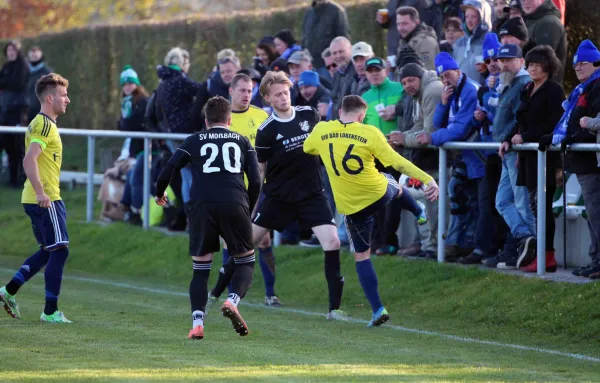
{"left": 217, "top": 48, "right": 236, "bottom": 61}
{"left": 36, "top": 73, "right": 69, "bottom": 101}
{"left": 259, "top": 71, "right": 293, "bottom": 98}
{"left": 164, "top": 47, "right": 189, "bottom": 67}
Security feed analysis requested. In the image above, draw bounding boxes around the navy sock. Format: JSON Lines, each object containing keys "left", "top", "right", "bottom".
{"left": 222, "top": 248, "right": 230, "bottom": 265}
{"left": 44, "top": 247, "right": 69, "bottom": 315}
{"left": 190, "top": 260, "right": 212, "bottom": 313}
{"left": 397, "top": 187, "right": 422, "bottom": 217}
{"left": 221, "top": 248, "right": 233, "bottom": 293}
{"left": 324, "top": 250, "right": 344, "bottom": 311}
{"left": 258, "top": 247, "right": 276, "bottom": 297}
{"left": 230, "top": 253, "right": 256, "bottom": 299}
{"left": 355, "top": 259, "right": 382, "bottom": 313}
{"left": 6, "top": 248, "right": 50, "bottom": 295}
{"left": 211, "top": 257, "right": 235, "bottom": 298}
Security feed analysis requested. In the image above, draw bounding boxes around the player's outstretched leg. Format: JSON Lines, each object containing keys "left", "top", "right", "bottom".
{"left": 188, "top": 259, "right": 212, "bottom": 340}
{"left": 221, "top": 252, "right": 255, "bottom": 336}
{"left": 207, "top": 256, "right": 235, "bottom": 314}
{"left": 40, "top": 247, "right": 72, "bottom": 324}
{"left": 312, "top": 224, "right": 346, "bottom": 321}
{"left": 1, "top": 248, "right": 51, "bottom": 319}
{"left": 396, "top": 186, "right": 427, "bottom": 225}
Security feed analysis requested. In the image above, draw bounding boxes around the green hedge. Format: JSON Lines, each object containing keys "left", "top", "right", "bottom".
{"left": 3, "top": 0, "right": 597, "bottom": 130}
{"left": 9, "top": 1, "right": 385, "bottom": 130}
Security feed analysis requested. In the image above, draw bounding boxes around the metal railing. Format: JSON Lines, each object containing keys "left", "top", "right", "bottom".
{"left": 2, "top": 126, "right": 599, "bottom": 276}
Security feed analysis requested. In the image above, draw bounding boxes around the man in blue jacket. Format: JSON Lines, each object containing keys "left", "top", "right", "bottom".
{"left": 416, "top": 52, "right": 483, "bottom": 262}
{"left": 495, "top": 44, "right": 536, "bottom": 269}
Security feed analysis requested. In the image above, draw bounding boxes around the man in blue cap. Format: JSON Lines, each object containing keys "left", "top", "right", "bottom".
{"left": 295, "top": 70, "right": 331, "bottom": 118}
{"left": 416, "top": 52, "right": 487, "bottom": 262}
{"left": 543, "top": 40, "right": 600, "bottom": 277}
{"left": 494, "top": 43, "right": 536, "bottom": 270}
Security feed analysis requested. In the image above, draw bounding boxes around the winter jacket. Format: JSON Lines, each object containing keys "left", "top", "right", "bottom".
{"left": 492, "top": 69, "right": 531, "bottom": 143}
{"left": 26, "top": 60, "right": 52, "bottom": 123}
{"left": 584, "top": 113, "right": 600, "bottom": 167}
{"left": 503, "top": 79, "right": 565, "bottom": 188}
{"left": 380, "top": 1, "right": 443, "bottom": 57}
{"left": 431, "top": 74, "right": 483, "bottom": 179}
{"left": 295, "top": 85, "right": 331, "bottom": 110}
{"left": 302, "top": 0, "right": 350, "bottom": 69}
{"left": 330, "top": 62, "right": 357, "bottom": 120}
{"left": 564, "top": 77, "right": 600, "bottom": 175}
{"left": 189, "top": 71, "right": 231, "bottom": 132}
{"left": 404, "top": 70, "right": 444, "bottom": 171}
{"left": 350, "top": 76, "right": 370, "bottom": 96}
{"left": 0, "top": 53, "right": 29, "bottom": 123}
{"left": 362, "top": 78, "right": 404, "bottom": 135}
{"left": 452, "top": 23, "right": 489, "bottom": 85}
{"left": 155, "top": 65, "right": 203, "bottom": 134}
{"left": 523, "top": 0, "right": 567, "bottom": 83}
{"left": 395, "top": 23, "right": 439, "bottom": 71}
{"left": 119, "top": 94, "right": 149, "bottom": 157}
{"left": 472, "top": 73, "right": 499, "bottom": 157}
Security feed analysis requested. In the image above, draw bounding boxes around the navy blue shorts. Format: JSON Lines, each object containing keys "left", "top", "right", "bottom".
{"left": 23, "top": 200, "right": 70, "bottom": 251}
{"left": 345, "top": 174, "right": 400, "bottom": 253}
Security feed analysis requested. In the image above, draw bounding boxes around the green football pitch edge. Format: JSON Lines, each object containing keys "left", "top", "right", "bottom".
{"left": 1, "top": 188, "right": 600, "bottom": 382}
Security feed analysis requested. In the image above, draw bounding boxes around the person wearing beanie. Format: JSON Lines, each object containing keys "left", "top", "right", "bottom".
{"left": 498, "top": 16, "right": 536, "bottom": 58}
{"left": 418, "top": 52, "right": 487, "bottom": 262}
{"left": 453, "top": 0, "right": 491, "bottom": 85}
{"left": 389, "top": 62, "right": 444, "bottom": 258}
{"left": 274, "top": 29, "right": 302, "bottom": 60}
{"left": 295, "top": 70, "right": 331, "bottom": 117}
{"left": 541, "top": 40, "right": 600, "bottom": 277}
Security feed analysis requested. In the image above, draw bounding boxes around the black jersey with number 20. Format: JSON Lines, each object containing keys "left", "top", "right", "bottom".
{"left": 167, "top": 127, "right": 260, "bottom": 208}
{"left": 255, "top": 106, "right": 322, "bottom": 202}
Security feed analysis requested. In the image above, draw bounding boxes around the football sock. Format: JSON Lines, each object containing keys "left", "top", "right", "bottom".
{"left": 324, "top": 250, "right": 344, "bottom": 311}
{"left": 258, "top": 247, "right": 276, "bottom": 297}
{"left": 211, "top": 256, "right": 235, "bottom": 298}
{"left": 189, "top": 260, "right": 212, "bottom": 315}
{"left": 44, "top": 247, "right": 69, "bottom": 315}
{"left": 229, "top": 253, "right": 255, "bottom": 301}
{"left": 222, "top": 248, "right": 230, "bottom": 265}
{"left": 192, "top": 310, "right": 204, "bottom": 328}
{"left": 355, "top": 259, "right": 383, "bottom": 313}
{"left": 397, "top": 187, "right": 422, "bottom": 217}
{"left": 7, "top": 248, "right": 50, "bottom": 295}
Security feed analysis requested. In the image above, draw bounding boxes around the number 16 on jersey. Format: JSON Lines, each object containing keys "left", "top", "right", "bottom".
{"left": 328, "top": 143, "right": 364, "bottom": 176}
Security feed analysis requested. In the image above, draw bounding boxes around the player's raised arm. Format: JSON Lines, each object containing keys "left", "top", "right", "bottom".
{"left": 155, "top": 138, "right": 193, "bottom": 205}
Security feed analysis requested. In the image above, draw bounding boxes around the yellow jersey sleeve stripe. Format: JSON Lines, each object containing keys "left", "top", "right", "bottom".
{"left": 41, "top": 117, "right": 50, "bottom": 137}
{"left": 30, "top": 138, "right": 47, "bottom": 150}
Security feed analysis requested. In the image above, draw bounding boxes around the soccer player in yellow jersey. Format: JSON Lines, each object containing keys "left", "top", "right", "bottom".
{"left": 304, "top": 95, "right": 440, "bottom": 327}
{"left": 208, "top": 73, "right": 280, "bottom": 308}
{"left": 0, "top": 73, "right": 72, "bottom": 323}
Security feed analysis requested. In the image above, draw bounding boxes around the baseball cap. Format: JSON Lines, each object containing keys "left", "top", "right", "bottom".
{"left": 503, "top": 0, "right": 522, "bottom": 13}
{"left": 496, "top": 44, "right": 523, "bottom": 59}
{"left": 365, "top": 57, "right": 386, "bottom": 70}
{"left": 270, "top": 57, "right": 289, "bottom": 73}
{"left": 288, "top": 50, "right": 312, "bottom": 65}
{"left": 352, "top": 42, "right": 374, "bottom": 58}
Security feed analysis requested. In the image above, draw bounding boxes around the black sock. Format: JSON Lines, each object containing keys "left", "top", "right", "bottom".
{"left": 230, "top": 253, "right": 256, "bottom": 299}
{"left": 6, "top": 280, "right": 20, "bottom": 296}
{"left": 189, "top": 260, "right": 211, "bottom": 313}
{"left": 211, "top": 257, "right": 235, "bottom": 299}
{"left": 44, "top": 299, "right": 58, "bottom": 315}
{"left": 324, "top": 250, "right": 344, "bottom": 311}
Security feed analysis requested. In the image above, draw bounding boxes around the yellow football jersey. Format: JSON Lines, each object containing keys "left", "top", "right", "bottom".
{"left": 304, "top": 120, "right": 433, "bottom": 215}
{"left": 22, "top": 114, "right": 63, "bottom": 204}
{"left": 230, "top": 105, "right": 268, "bottom": 146}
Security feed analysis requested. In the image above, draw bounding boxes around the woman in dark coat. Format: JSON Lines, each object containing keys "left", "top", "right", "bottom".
{"left": 502, "top": 45, "right": 565, "bottom": 272}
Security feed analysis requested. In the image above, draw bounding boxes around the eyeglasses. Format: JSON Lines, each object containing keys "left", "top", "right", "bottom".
{"left": 574, "top": 61, "right": 591, "bottom": 69}
{"left": 326, "top": 63, "right": 338, "bottom": 70}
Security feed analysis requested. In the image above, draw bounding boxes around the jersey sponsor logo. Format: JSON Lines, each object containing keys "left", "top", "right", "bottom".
{"left": 299, "top": 120, "right": 310, "bottom": 132}
{"left": 276, "top": 134, "right": 284, "bottom": 140}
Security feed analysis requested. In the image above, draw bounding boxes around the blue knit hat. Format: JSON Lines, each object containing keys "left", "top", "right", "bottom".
{"left": 573, "top": 40, "right": 600, "bottom": 66}
{"left": 482, "top": 33, "right": 501, "bottom": 61}
{"left": 298, "top": 71, "right": 320, "bottom": 87}
{"left": 435, "top": 52, "right": 459, "bottom": 75}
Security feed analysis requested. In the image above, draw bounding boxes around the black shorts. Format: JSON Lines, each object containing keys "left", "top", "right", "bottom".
{"left": 188, "top": 202, "right": 253, "bottom": 256}
{"left": 253, "top": 193, "right": 335, "bottom": 232}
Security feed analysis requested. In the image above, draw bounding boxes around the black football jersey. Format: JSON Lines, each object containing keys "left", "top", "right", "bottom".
{"left": 167, "top": 127, "right": 259, "bottom": 207}
{"left": 255, "top": 106, "right": 322, "bottom": 202}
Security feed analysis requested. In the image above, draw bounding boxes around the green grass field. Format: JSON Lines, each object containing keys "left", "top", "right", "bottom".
{"left": 1, "top": 188, "right": 600, "bottom": 382}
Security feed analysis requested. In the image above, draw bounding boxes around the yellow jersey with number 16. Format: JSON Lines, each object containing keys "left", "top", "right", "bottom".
{"left": 303, "top": 120, "right": 433, "bottom": 215}
{"left": 22, "top": 113, "right": 63, "bottom": 204}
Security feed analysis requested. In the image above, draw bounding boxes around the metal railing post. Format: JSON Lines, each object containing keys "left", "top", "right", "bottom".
{"left": 142, "top": 138, "right": 151, "bottom": 230}
{"left": 438, "top": 147, "right": 448, "bottom": 263}
{"left": 86, "top": 136, "right": 95, "bottom": 223}
{"left": 536, "top": 149, "right": 547, "bottom": 275}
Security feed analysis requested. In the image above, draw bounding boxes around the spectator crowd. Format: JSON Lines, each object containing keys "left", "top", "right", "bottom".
{"left": 3, "top": 0, "right": 600, "bottom": 279}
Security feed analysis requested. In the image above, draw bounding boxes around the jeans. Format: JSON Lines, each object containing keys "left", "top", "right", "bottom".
{"left": 495, "top": 152, "right": 536, "bottom": 240}
{"left": 446, "top": 168, "right": 478, "bottom": 249}
{"left": 121, "top": 151, "right": 159, "bottom": 210}
{"left": 577, "top": 173, "right": 600, "bottom": 260}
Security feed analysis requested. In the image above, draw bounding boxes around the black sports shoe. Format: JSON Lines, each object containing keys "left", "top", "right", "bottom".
{"left": 497, "top": 253, "right": 518, "bottom": 270}
{"left": 459, "top": 252, "right": 484, "bottom": 265}
{"left": 484, "top": 255, "right": 500, "bottom": 268}
{"left": 580, "top": 264, "right": 600, "bottom": 278}
{"left": 516, "top": 237, "right": 537, "bottom": 269}
{"left": 572, "top": 258, "right": 599, "bottom": 276}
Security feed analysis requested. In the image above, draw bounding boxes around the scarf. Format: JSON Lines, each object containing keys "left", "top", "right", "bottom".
{"left": 552, "top": 69, "right": 600, "bottom": 145}
{"left": 121, "top": 95, "right": 133, "bottom": 119}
